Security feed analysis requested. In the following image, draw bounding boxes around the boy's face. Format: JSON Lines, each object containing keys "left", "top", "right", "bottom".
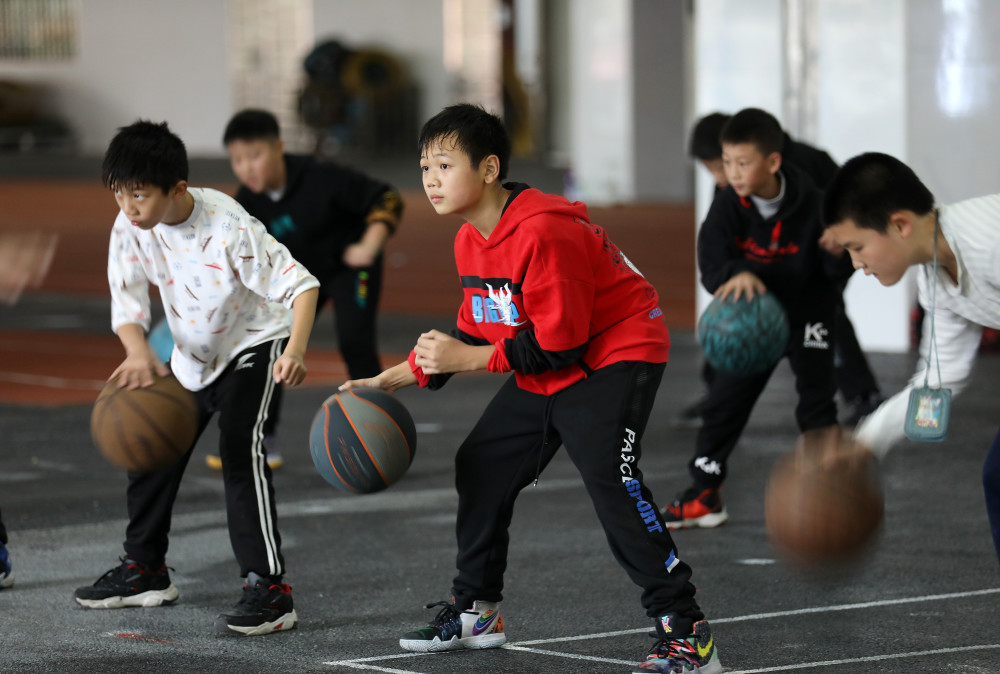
{"left": 721, "top": 142, "right": 780, "bottom": 198}
{"left": 826, "top": 217, "right": 910, "bottom": 286}
{"left": 227, "top": 138, "right": 285, "bottom": 193}
{"left": 420, "top": 136, "right": 488, "bottom": 217}
{"left": 699, "top": 158, "right": 728, "bottom": 189}
{"left": 113, "top": 183, "right": 184, "bottom": 230}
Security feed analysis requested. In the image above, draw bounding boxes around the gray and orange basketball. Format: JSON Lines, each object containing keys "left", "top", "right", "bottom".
{"left": 90, "top": 374, "right": 198, "bottom": 472}
{"left": 310, "top": 388, "right": 417, "bottom": 493}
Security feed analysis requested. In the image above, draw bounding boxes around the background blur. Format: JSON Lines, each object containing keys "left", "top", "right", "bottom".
{"left": 1, "top": 0, "right": 998, "bottom": 352}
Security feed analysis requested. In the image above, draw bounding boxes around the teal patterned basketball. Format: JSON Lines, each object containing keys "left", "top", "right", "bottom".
{"left": 698, "top": 293, "right": 789, "bottom": 376}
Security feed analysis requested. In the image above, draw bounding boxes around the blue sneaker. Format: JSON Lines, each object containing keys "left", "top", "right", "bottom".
{"left": 0, "top": 541, "right": 12, "bottom": 589}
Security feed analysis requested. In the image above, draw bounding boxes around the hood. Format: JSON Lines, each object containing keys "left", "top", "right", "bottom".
{"left": 472, "top": 183, "right": 591, "bottom": 248}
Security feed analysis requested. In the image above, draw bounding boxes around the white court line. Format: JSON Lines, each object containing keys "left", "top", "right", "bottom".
{"left": 323, "top": 587, "right": 1000, "bottom": 672}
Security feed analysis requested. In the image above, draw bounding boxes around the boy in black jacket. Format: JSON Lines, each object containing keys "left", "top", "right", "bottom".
{"left": 209, "top": 109, "right": 403, "bottom": 470}
{"left": 679, "top": 111, "right": 881, "bottom": 429}
{"left": 662, "top": 108, "right": 852, "bottom": 528}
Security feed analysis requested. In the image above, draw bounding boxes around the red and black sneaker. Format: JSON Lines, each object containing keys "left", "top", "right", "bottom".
{"left": 74, "top": 556, "right": 178, "bottom": 609}
{"left": 661, "top": 486, "right": 728, "bottom": 529}
{"left": 219, "top": 572, "right": 298, "bottom": 636}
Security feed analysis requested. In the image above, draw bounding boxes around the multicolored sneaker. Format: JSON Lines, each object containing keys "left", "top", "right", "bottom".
{"left": 0, "top": 541, "right": 13, "bottom": 589}
{"left": 74, "top": 557, "right": 178, "bottom": 608}
{"left": 399, "top": 599, "right": 506, "bottom": 652}
{"left": 219, "top": 572, "right": 297, "bottom": 636}
{"left": 634, "top": 615, "right": 722, "bottom": 673}
{"left": 661, "top": 486, "right": 728, "bottom": 529}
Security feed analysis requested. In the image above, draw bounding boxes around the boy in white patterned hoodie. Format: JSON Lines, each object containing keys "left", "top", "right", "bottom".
{"left": 74, "top": 120, "right": 320, "bottom": 635}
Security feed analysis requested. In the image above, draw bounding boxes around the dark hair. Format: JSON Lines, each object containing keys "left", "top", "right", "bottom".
{"left": 102, "top": 120, "right": 187, "bottom": 194}
{"left": 688, "top": 112, "right": 731, "bottom": 160}
{"left": 719, "top": 108, "right": 784, "bottom": 156}
{"left": 822, "top": 152, "right": 935, "bottom": 232}
{"left": 223, "top": 109, "right": 281, "bottom": 145}
{"left": 418, "top": 103, "right": 511, "bottom": 181}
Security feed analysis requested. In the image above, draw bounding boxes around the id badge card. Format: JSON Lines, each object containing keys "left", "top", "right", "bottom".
{"left": 904, "top": 386, "right": 952, "bottom": 442}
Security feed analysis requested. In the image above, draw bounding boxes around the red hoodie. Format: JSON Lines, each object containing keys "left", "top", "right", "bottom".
{"left": 411, "top": 187, "right": 670, "bottom": 395}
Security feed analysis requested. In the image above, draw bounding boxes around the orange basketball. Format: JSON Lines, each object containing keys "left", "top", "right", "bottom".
{"left": 765, "top": 450, "right": 883, "bottom": 567}
{"left": 90, "top": 374, "right": 198, "bottom": 472}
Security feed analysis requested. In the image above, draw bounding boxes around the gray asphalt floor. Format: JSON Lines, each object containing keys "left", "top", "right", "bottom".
{"left": 1, "top": 293, "right": 998, "bottom": 673}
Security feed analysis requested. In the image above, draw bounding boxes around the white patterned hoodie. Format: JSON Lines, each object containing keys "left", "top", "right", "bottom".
{"left": 108, "top": 187, "right": 320, "bottom": 391}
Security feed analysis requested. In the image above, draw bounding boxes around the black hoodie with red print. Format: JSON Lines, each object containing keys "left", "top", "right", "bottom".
{"left": 697, "top": 163, "right": 852, "bottom": 320}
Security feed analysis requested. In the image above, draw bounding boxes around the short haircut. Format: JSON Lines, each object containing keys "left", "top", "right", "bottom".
{"left": 418, "top": 103, "right": 511, "bottom": 181}
{"left": 822, "top": 152, "right": 935, "bottom": 232}
{"left": 223, "top": 109, "right": 281, "bottom": 145}
{"left": 102, "top": 120, "right": 188, "bottom": 194}
{"left": 719, "top": 108, "right": 784, "bottom": 157}
{"left": 688, "top": 112, "right": 730, "bottom": 160}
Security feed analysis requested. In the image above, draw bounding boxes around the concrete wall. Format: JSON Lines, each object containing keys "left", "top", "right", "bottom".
{"left": 0, "top": 0, "right": 231, "bottom": 155}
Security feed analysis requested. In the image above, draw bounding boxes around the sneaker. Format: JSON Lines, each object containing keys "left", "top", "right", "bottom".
{"left": 661, "top": 486, "right": 728, "bottom": 529}
{"left": 74, "top": 557, "right": 178, "bottom": 609}
{"left": 634, "top": 616, "right": 722, "bottom": 673}
{"left": 206, "top": 435, "right": 283, "bottom": 470}
{"left": 399, "top": 599, "right": 506, "bottom": 652}
{"left": 0, "top": 541, "right": 13, "bottom": 589}
{"left": 219, "top": 571, "right": 297, "bottom": 636}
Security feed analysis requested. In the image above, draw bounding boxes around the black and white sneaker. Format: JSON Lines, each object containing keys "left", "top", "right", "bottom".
{"left": 74, "top": 557, "right": 178, "bottom": 609}
{"left": 219, "top": 572, "right": 297, "bottom": 636}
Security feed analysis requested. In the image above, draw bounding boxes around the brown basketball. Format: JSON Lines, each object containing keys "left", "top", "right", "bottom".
{"left": 90, "top": 374, "right": 198, "bottom": 472}
{"left": 765, "top": 450, "right": 884, "bottom": 567}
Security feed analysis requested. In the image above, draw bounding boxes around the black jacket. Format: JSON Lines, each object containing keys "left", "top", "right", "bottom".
{"left": 234, "top": 154, "right": 400, "bottom": 283}
{"left": 697, "top": 163, "right": 852, "bottom": 319}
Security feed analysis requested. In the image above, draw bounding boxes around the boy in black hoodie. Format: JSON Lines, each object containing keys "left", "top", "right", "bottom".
{"left": 679, "top": 112, "right": 881, "bottom": 429}
{"left": 208, "top": 109, "right": 403, "bottom": 470}
{"left": 662, "top": 108, "right": 852, "bottom": 529}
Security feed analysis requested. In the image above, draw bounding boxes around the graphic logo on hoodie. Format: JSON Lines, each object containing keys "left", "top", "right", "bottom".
{"left": 484, "top": 282, "right": 526, "bottom": 327}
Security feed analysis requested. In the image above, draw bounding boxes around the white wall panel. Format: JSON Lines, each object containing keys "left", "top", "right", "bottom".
{"left": 815, "top": 0, "right": 911, "bottom": 352}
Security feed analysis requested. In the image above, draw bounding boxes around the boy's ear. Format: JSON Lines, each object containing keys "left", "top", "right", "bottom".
{"left": 169, "top": 180, "right": 189, "bottom": 200}
{"left": 887, "top": 210, "right": 915, "bottom": 238}
{"left": 766, "top": 151, "right": 782, "bottom": 175}
{"left": 481, "top": 154, "right": 501, "bottom": 184}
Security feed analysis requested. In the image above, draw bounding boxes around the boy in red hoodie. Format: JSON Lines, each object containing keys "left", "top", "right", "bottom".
{"left": 340, "top": 104, "right": 722, "bottom": 674}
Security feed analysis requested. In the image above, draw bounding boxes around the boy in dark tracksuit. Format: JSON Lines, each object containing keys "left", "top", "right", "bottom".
{"left": 340, "top": 104, "right": 723, "bottom": 674}
{"left": 681, "top": 112, "right": 880, "bottom": 428}
{"left": 663, "top": 108, "right": 852, "bottom": 529}
{"left": 211, "top": 109, "right": 404, "bottom": 470}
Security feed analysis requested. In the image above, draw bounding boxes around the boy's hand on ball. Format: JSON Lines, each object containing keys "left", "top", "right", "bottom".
{"left": 715, "top": 271, "right": 766, "bottom": 301}
{"left": 110, "top": 354, "right": 169, "bottom": 389}
{"left": 796, "top": 425, "right": 875, "bottom": 472}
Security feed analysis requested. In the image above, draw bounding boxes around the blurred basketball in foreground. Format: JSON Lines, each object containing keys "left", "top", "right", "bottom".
{"left": 310, "top": 388, "right": 416, "bottom": 494}
{"left": 91, "top": 374, "right": 198, "bottom": 472}
{"left": 0, "top": 231, "right": 58, "bottom": 305}
{"left": 765, "top": 430, "right": 883, "bottom": 567}
{"left": 698, "top": 292, "right": 789, "bottom": 376}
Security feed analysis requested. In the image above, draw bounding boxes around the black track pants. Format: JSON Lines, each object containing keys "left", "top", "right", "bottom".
{"left": 450, "top": 361, "right": 703, "bottom": 620}
{"left": 123, "top": 339, "right": 286, "bottom": 579}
